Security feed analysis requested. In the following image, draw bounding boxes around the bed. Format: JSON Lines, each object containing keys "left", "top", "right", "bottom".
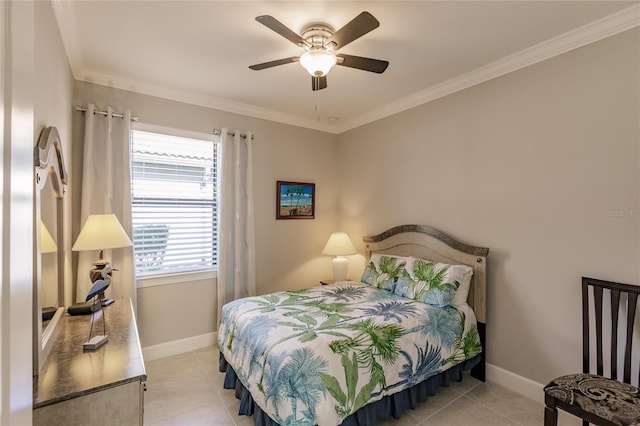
{"left": 218, "top": 224, "right": 488, "bottom": 426}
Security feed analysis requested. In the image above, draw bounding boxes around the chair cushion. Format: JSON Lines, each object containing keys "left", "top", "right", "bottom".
{"left": 544, "top": 373, "right": 640, "bottom": 425}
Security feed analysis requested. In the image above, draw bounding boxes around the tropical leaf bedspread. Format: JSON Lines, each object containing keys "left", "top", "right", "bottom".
{"left": 218, "top": 282, "right": 481, "bottom": 426}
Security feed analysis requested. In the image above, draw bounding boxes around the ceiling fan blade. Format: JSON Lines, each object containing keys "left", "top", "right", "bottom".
{"left": 336, "top": 54, "right": 389, "bottom": 74}
{"left": 249, "top": 57, "right": 299, "bottom": 71}
{"left": 255, "top": 15, "right": 308, "bottom": 47}
{"left": 312, "top": 76, "right": 327, "bottom": 91}
{"left": 326, "top": 12, "right": 380, "bottom": 50}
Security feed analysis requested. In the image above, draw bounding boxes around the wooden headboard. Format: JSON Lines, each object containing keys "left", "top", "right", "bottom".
{"left": 363, "top": 224, "right": 489, "bottom": 324}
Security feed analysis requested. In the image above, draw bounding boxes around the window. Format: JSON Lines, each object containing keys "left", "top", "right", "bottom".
{"left": 130, "top": 127, "right": 218, "bottom": 278}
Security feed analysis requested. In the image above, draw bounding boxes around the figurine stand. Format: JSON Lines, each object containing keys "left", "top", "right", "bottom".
{"left": 83, "top": 334, "right": 109, "bottom": 350}
{"left": 83, "top": 295, "right": 108, "bottom": 351}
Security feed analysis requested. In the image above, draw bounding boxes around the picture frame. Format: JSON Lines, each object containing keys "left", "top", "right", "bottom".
{"left": 276, "top": 181, "right": 315, "bottom": 220}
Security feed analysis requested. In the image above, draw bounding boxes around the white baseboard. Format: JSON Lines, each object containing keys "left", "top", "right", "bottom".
{"left": 486, "top": 364, "right": 584, "bottom": 425}
{"left": 486, "top": 362, "right": 545, "bottom": 403}
{"left": 142, "top": 332, "right": 218, "bottom": 362}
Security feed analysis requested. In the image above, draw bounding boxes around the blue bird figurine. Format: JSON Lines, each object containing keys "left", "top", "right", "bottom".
{"left": 86, "top": 264, "right": 114, "bottom": 301}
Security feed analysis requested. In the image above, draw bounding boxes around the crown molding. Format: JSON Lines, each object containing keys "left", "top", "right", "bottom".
{"left": 57, "top": 3, "right": 639, "bottom": 135}
{"left": 75, "top": 70, "right": 339, "bottom": 134}
{"left": 51, "top": 0, "right": 84, "bottom": 75}
{"left": 335, "top": 3, "right": 640, "bottom": 133}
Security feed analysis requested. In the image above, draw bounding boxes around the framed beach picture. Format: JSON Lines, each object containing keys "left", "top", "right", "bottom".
{"left": 276, "top": 181, "right": 315, "bottom": 219}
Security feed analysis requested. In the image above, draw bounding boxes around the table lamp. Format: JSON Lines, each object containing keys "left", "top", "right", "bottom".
{"left": 40, "top": 221, "right": 57, "bottom": 254}
{"left": 72, "top": 213, "right": 132, "bottom": 306}
{"left": 322, "top": 232, "right": 357, "bottom": 282}
{"left": 40, "top": 221, "right": 59, "bottom": 320}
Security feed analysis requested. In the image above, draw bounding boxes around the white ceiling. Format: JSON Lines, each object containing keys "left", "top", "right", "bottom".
{"left": 52, "top": 1, "right": 639, "bottom": 134}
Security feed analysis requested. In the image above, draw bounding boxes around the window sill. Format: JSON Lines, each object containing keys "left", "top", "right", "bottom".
{"left": 136, "top": 270, "right": 217, "bottom": 289}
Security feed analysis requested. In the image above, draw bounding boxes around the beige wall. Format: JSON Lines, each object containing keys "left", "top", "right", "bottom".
{"left": 337, "top": 28, "right": 640, "bottom": 385}
{"left": 71, "top": 83, "right": 339, "bottom": 347}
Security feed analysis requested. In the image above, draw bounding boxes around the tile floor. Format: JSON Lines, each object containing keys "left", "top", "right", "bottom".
{"left": 143, "top": 346, "right": 545, "bottom": 426}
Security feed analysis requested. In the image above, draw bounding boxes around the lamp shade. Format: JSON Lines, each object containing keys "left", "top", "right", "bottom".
{"left": 300, "top": 49, "right": 337, "bottom": 77}
{"left": 72, "top": 214, "right": 132, "bottom": 252}
{"left": 40, "top": 221, "right": 57, "bottom": 254}
{"left": 322, "top": 232, "right": 357, "bottom": 256}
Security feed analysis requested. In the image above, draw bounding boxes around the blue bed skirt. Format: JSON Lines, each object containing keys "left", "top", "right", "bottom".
{"left": 219, "top": 352, "right": 481, "bottom": 426}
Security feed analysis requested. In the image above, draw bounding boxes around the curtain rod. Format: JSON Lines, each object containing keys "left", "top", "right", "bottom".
{"left": 75, "top": 106, "right": 139, "bottom": 122}
{"left": 212, "top": 128, "right": 254, "bottom": 140}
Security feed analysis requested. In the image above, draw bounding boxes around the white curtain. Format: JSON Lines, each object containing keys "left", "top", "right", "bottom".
{"left": 217, "top": 128, "right": 256, "bottom": 322}
{"left": 75, "top": 104, "right": 136, "bottom": 306}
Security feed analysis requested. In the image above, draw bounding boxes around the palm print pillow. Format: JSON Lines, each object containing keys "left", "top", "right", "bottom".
{"left": 394, "top": 257, "right": 470, "bottom": 307}
{"left": 360, "top": 254, "right": 407, "bottom": 291}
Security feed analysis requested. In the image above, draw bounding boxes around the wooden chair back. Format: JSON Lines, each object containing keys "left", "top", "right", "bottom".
{"left": 583, "top": 277, "right": 640, "bottom": 385}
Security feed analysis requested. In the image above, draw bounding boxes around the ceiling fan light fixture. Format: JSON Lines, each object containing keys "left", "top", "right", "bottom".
{"left": 250, "top": 13, "right": 388, "bottom": 90}
{"left": 300, "top": 49, "right": 337, "bottom": 77}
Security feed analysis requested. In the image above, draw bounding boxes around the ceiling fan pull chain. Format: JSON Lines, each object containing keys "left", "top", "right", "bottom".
{"left": 315, "top": 77, "right": 320, "bottom": 122}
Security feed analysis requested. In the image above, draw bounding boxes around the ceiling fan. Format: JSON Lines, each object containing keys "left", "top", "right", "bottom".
{"left": 249, "top": 11, "right": 389, "bottom": 91}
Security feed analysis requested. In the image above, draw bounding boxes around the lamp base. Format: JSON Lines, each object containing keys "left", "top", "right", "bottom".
{"left": 89, "top": 261, "right": 109, "bottom": 283}
{"left": 332, "top": 256, "right": 349, "bottom": 282}
{"left": 83, "top": 334, "right": 108, "bottom": 351}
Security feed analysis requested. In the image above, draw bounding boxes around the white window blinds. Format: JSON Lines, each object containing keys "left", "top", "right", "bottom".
{"left": 131, "top": 129, "right": 218, "bottom": 277}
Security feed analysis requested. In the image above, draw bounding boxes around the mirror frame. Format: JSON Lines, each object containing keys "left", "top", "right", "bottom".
{"left": 33, "top": 126, "right": 67, "bottom": 375}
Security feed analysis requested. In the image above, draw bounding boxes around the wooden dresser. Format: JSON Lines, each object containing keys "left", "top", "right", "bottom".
{"left": 33, "top": 299, "right": 147, "bottom": 425}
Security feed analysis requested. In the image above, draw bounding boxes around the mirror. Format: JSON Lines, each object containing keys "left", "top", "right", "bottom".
{"left": 41, "top": 177, "right": 58, "bottom": 319}
{"left": 33, "top": 126, "right": 67, "bottom": 375}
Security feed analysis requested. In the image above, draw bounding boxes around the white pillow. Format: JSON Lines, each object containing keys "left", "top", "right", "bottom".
{"left": 449, "top": 263, "right": 474, "bottom": 306}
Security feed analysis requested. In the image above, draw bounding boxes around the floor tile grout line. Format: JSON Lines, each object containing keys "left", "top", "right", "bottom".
{"left": 462, "top": 381, "right": 544, "bottom": 426}
{"left": 476, "top": 401, "right": 525, "bottom": 425}
{"left": 455, "top": 380, "right": 482, "bottom": 396}
{"left": 418, "top": 390, "right": 468, "bottom": 423}
{"left": 426, "top": 395, "right": 521, "bottom": 426}
{"left": 414, "top": 380, "right": 493, "bottom": 425}
{"left": 144, "top": 351, "right": 224, "bottom": 425}
{"left": 222, "top": 391, "right": 244, "bottom": 426}
{"left": 144, "top": 402, "right": 198, "bottom": 425}
{"left": 203, "top": 349, "right": 239, "bottom": 422}
{"left": 147, "top": 400, "right": 241, "bottom": 426}
{"left": 463, "top": 394, "right": 534, "bottom": 426}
